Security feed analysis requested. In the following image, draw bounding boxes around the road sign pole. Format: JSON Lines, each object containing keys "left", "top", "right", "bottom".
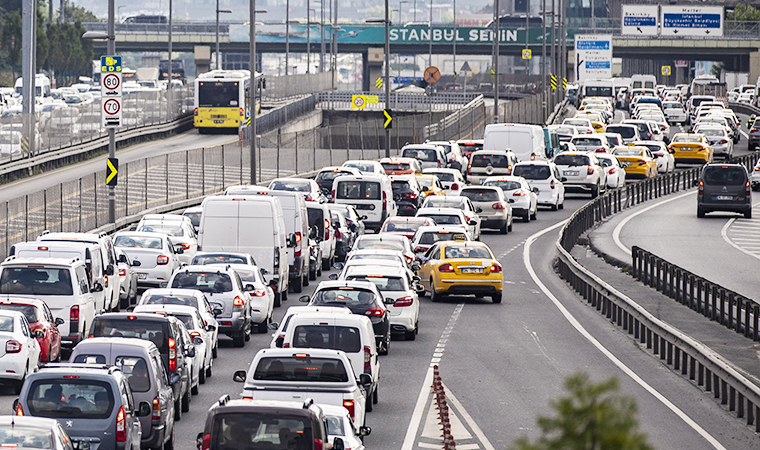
{"left": 250, "top": 1, "right": 258, "bottom": 184}
{"left": 493, "top": 0, "right": 499, "bottom": 123}
{"left": 108, "top": 0, "right": 116, "bottom": 224}
{"left": 385, "top": 0, "right": 390, "bottom": 158}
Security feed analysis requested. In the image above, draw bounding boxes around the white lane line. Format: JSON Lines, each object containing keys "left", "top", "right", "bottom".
{"left": 401, "top": 303, "right": 465, "bottom": 450}
{"left": 721, "top": 218, "right": 760, "bottom": 262}
{"left": 524, "top": 221, "right": 727, "bottom": 450}
{"left": 740, "top": 130, "right": 749, "bottom": 140}
{"left": 612, "top": 191, "right": 695, "bottom": 256}
{"left": 445, "top": 386, "right": 496, "bottom": 450}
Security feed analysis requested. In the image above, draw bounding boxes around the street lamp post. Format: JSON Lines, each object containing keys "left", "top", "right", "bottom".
{"left": 541, "top": 0, "right": 546, "bottom": 120}
{"left": 366, "top": 0, "right": 391, "bottom": 158}
{"left": 307, "top": 0, "right": 311, "bottom": 73}
{"left": 320, "top": 1, "right": 326, "bottom": 72}
{"left": 493, "top": 0, "right": 499, "bottom": 123}
{"left": 524, "top": 13, "right": 529, "bottom": 74}
{"left": 453, "top": 0, "right": 456, "bottom": 85}
{"left": 428, "top": 0, "right": 432, "bottom": 68}
{"left": 216, "top": 0, "right": 232, "bottom": 70}
{"left": 286, "top": 0, "right": 290, "bottom": 75}
{"left": 250, "top": 5, "right": 268, "bottom": 184}
{"left": 117, "top": 5, "right": 127, "bottom": 23}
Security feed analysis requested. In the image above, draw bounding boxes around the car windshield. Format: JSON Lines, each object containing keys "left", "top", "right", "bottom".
{"left": 417, "top": 178, "right": 433, "bottom": 187}
{"left": 343, "top": 162, "right": 376, "bottom": 172}
{"left": 424, "top": 198, "right": 464, "bottom": 208}
{"left": 613, "top": 148, "right": 644, "bottom": 157}
{"left": 27, "top": 380, "right": 114, "bottom": 419}
{"left": 554, "top": 155, "right": 590, "bottom": 166}
{"left": 418, "top": 231, "right": 467, "bottom": 245}
{"left": 471, "top": 154, "right": 509, "bottom": 168}
{"left": 183, "top": 212, "right": 201, "bottom": 228}
{"left": 0, "top": 267, "right": 73, "bottom": 295}
{"left": 597, "top": 158, "right": 613, "bottom": 167}
{"left": 564, "top": 119, "right": 588, "bottom": 127}
{"left": 703, "top": 167, "right": 746, "bottom": 186}
{"left": 170, "top": 272, "right": 233, "bottom": 293}
{"left": 355, "top": 239, "right": 404, "bottom": 251}
{"left": 382, "top": 163, "right": 411, "bottom": 172}
{"left": 572, "top": 138, "right": 603, "bottom": 146}
{"left": 138, "top": 223, "right": 183, "bottom": 236}
{"left": 253, "top": 356, "right": 349, "bottom": 382}
{"left": 142, "top": 294, "right": 198, "bottom": 307}
{"left": 310, "top": 288, "right": 378, "bottom": 309}
{"left": 90, "top": 319, "right": 169, "bottom": 353}
{"left": 699, "top": 129, "right": 724, "bottom": 137}
{"left": 335, "top": 181, "right": 381, "bottom": 200}
{"left": 0, "top": 304, "right": 41, "bottom": 323}
{"left": 428, "top": 172, "right": 455, "bottom": 181}
{"left": 461, "top": 189, "right": 500, "bottom": 202}
{"left": 384, "top": 221, "right": 425, "bottom": 233}
{"left": 484, "top": 180, "right": 522, "bottom": 191}
{"left": 317, "top": 170, "right": 352, "bottom": 183}
{"left": 418, "top": 214, "right": 462, "bottom": 225}
{"left": 269, "top": 180, "right": 310, "bottom": 192}
{"left": 0, "top": 316, "right": 13, "bottom": 332}
{"left": 347, "top": 275, "right": 406, "bottom": 292}
{"left": 212, "top": 413, "right": 314, "bottom": 449}
{"left": 0, "top": 425, "right": 53, "bottom": 448}
{"left": 606, "top": 126, "right": 636, "bottom": 138}
{"left": 664, "top": 103, "right": 682, "bottom": 109}
{"left": 402, "top": 148, "right": 438, "bottom": 162}
{"left": 326, "top": 415, "right": 345, "bottom": 436}
{"left": 443, "top": 246, "right": 492, "bottom": 259}
{"left": 512, "top": 165, "right": 551, "bottom": 180}
{"left": 672, "top": 135, "right": 702, "bottom": 143}
{"left": 114, "top": 236, "right": 163, "bottom": 249}
{"left": 292, "top": 325, "right": 362, "bottom": 352}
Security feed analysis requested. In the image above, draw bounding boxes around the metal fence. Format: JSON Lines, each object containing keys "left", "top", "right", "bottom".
{"left": 0, "top": 87, "right": 193, "bottom": 164}
{"left": 555, "top": 151, "right": 760, "bottom": 433}
{"left": 83, "top": 22, "right": 229, "bottom": 34}
{"left": 264, "top": 72, "right": 333, "bottom": 100}
{"left": 318, "top": 91, "right": 482, "bottom": 112}
{"left": 423, "top": 95, "right": 487, "bottom": 141}
{"left": 498, "top": 88, "right": 561, "bottom": 126}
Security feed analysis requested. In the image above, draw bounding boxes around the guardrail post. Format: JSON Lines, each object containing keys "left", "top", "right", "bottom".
{"left": 79, "top": 178, "right": 83, "bottom": 232}
{"left": 43, "top": 189, "right": 47, "bottom": 230}
{"left": 727, "top": 292, "right": 734, "bottom": 329}
{"left": 186, "top": 152, "right": 190, "bottom": 199}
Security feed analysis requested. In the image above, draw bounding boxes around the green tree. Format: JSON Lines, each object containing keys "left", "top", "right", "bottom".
{"left": 64, "top": 3, "right": 97, "bottom": 22}
{"left": 1, "top": 10, "right": 22, "bottom": 78}
{"left": 36, "top": 10, "right": 48, "bottom": 70}
{"left": 727, "top": 4, "right": 760, "bottom": 22}
{"left": 511, "top": 373, "right": 653, "bottom": 450}
{"left": 45, "top": 20, "right": 91, "bottom": 85}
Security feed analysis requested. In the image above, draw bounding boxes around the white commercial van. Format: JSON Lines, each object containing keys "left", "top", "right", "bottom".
{"left": 581, "top": 79, "right": 615, "bottom": 104}
{"left": 224, "top": 186, "right": 312, "bottom": 294}
{"left": 14, "top": 74, "right": 52, "bottom": 98}
{"left": 198, "top": 196, "right": 292, "bottom": 302}
{"left": 279, "top": 310, "right": 380, "bottom": 409}
{"left": 483, "top": 123, "right": 548, "bottom": 162}
{"left": 332, "top": 175, "right": 397, "bottom": 233}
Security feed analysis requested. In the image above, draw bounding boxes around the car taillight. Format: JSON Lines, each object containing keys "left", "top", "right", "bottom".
{"left": 116, "top": 406, "right": 126, "bottom": 442}
{"left": 365, "top": 307, "right": 385, "bottom": 317}
{"left": 414, "top": 246, "right": 425, "bottom": 252}
{"left": 118, "top": 268, "right": 126, "bottom": 276}
{"left": 747, "top": 180, "right": 751, "bottom": 196}
{"left": 513, "top": 190, "right": 526, "bottom": 197}
{"left": 233, "top": 296, "right": 245, "bottom": 306}
{"left": 283, "top": 342, "right": 290, "bottom": 348}
{"left": 451, "top": 183, "right": 459, "bottom": 190}
{"left": 719, "top": 139, "right": 727, "bottom": 144}
{"left": 394, "top": 296, "right": 414, "bottom": 307}
{"left": 331, "top": 189, "right": 336, "bottom": 202}
{"left": 405, "top": 255, "right": 413, "bottom": 264}
{"left": 70, "top": 305, "right": 79, "bottom": 322}
{"left": 638, "top": 160, "right": 647, "bottom": 166}
{"left": 364, "top": 345, "right": 371, "bottom": 371}
{"left": 240, "top": 107, "right": 244, "bottom": 117}
{"left": 314, "top": 438, "right": 323, "bottom": 450}
{"left": 324, "top": 219, "right": 330, "bottom": 240}
{"left": 168, "top": 338, "right": 177, "bottom": 371}
{"left": 752, "top": 128, "right": 758, "bottom": 132}
{"left": 587, "top": 165, "right": 594, "bottom": 175}
{"left": 530, "top": 153, "right": 536, "bottom": 161}
{"left": 178, "top": 243, "right": 190, "bottom": 250}
{"left": 193, "top": 107, "right": 198, "bottom": 116}
{"left": 755, "top": 166, "right": 760, "bottom": 172}
{"left": 382, "top": 191, "right": 387, "bottom": 211}
{"left": 157, "top": 255, "right": 169, "bottom": 265}
{"left": 201, "top": 434, "right": 211, "bottom": 450}
{"left": 152, "top": 397, "right": 160, "bottom": 422}
{"left": 15, "top": 403, "right": 23, "bottom": 416}
{"left": 334, "top": 229, "right": 342, "bottom": 238}
{"left": 439, "top": 263, "right": 455, "bottom": 272}
{"left": 5, "top": 340, "right": 21, "bottom": 353}
{"left": 490, "top": 263, "right": 503, "bottom": 273}
{"left": 104, "top": 275, "right": 109, "bottom": 288}
{"left": 698, "top": 179, "right": 704, "bottom": 195}
{"left": 294, "top": 232, "right": 302, "bottom": 257}
{"left": 190, "top": 331, "right": 201, "bottom": 338}
{"left": 343, "top": 400, "right": 356, "bottom": 420}
{"left": 550, "top": 179, "right": 555, "bottom": 189}
{"left": 608, "top": 167, "right": 616, "bottom": 174}
{"left": 492, "top": 202, "right": 506, "bottom": 210}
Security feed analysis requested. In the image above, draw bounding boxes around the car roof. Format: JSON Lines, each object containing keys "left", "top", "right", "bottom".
{"left": 176, "top": 265, "right": 236, "bottom": 274}
{"left": 134, "top": 304, "right": 200, "bottom": 316}
{"left": 415, "top": 226, "right": 471, "bottom": 235}
{"left": 114, "top": 231, "right": 170, "bottom": 239}
{"left": 344, "top": 264, "right": 407, "bottom": 276}
{"left": 315, "top": 280, "right": 380, "bottom": 291}
{"left": 483, "top": 176, "right": 525, "bottom": 183}
{"left": 385, "top": 216, "right": 432, "bottom": 223}
{"left": 416, "top": 207, "right": 465, "bottom": 215}
{"left": 0, "top": 296, "right": 46, "bottom": 307}
{"left": 357, "top": 234, "right": 407, "bottom": 243}
{"left": 73, "top": 337, "right": 158, "bottom": 353}
{"left": 1, "top": 257, "right": 81, "bottom": 267}
{"left": 0, "top": 416, "right": 61, "bottom": 428}
{"left": 283, "top": 305, "right": 352, "bottom": 317}
{"left": 255, "top": 348, "right": 349, "bottom": 359}
{"left": 37, "top": 232, "right": 104, "bottom": 242}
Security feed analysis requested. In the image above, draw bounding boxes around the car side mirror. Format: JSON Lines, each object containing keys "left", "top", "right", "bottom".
{"left": 213, "top": 308, "right": 223, "bottom": 317}
{"left": 328, "top": 274, "right": 338, "bottom": 280}
{"left": 207, "top": 325, "right": 216, "bottom": 332}
{"left": 268, "top": 322, "right": 279, "bottom": 330}
{"left": 244, "top": 284, "right": 255, "bottom": 292}
{"left": 359, "top": 373, "right": 372, "bottom": 386}
{"left": 333, "top": 262, "right": 344, "bottom": 270}
{"left": 137, "top": 401, "right": 152, "bottom": 417}
{"left": 75, "top": 441, "right": 91, "bottom": 450}
{"left": 33, "top": 330, "right": 45, "bottom": 339}
{"left": 333, "top": 438, "right": 345, "bottom": 450}
{"left": 287, "top": 233, "right": 297, "bottom": 247}
{"left": 193, "top": 336, "right": 203, "bottom": 346}
{"left": 384, "top": 297, "right": 396, "bottom": 305}
{"left": 299, "top": 295, "right": 310, "bottom": 303}
{"left": 260, "top": 268, "right": 268, "bottom": 275}
{"left": 105, "top": 264, "right": 115, "bottom": 276}
{"left": 421, "top": 186, "right": 429, "bottom": 191}
{"left": 468, "top": 219, "right": 477, "bottom": 226}
{"left": 11, "top": 399, "right": 18, "bottom": 413}
{"left": 126, "top": 306, "right": 135, "bottom": 312}
{"left": 359, "top": 426, "right": 372, "bottom": 437}
{"left": 412, "top": 262, "right": 421, "bottom": 271}
{"left": 233, "top": 370, "right": 246, "bottom": 382}
{"left": 92, "top": 282, "right": 103, "bottom": 292}
{"left": 131, "top": 260, "right": 141, "bottom": 267}
{"left": 508, "top": 199, "right": 515, "bottom": 203}
{"left": 412, "top": 275, "right": 421, "bottom": 283}
{"left": 185, "top": 344, "right": 196, "bottom": 358}
{"left": 561, "top": 177, "right": 567, "bottom": 182}
{"left": 117, "top": 254, "right": 127, "bottom": 263}
{"left": 55, "top": 317, "right": 64, "bottom": 326}
{"left": 415, "top": 284, "right": 425, "bottom": 293}
{"left": 170, "top": 373, "right": 181, "bottom": 385}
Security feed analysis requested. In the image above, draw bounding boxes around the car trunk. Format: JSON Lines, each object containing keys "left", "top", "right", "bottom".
{"left": 119, "top": 248, "right": 161, "bottom": 270}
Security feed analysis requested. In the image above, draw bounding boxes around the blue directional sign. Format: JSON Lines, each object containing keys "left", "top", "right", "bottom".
{"left": 661, "top": 6, "right": 723, "bottom": 36}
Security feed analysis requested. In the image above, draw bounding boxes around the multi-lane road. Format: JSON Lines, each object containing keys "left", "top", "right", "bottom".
{"left": 0, "top": 111, "right": 758, "bottom": 450}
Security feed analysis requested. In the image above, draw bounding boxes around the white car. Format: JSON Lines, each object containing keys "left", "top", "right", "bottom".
{"left": 113, "top": 232, "right": 184, "bottom": 289}
{"left": 341, "top": 264, "right": 420, "bottom": 340}
{"left": 420, "top": 196, "right": 482, "bottom": 234}
{"left": 268, "top": 177, "right": 327, "bottom": 203}
{"left": 422, "top": 168, "right": 467, "bottom": 195}
{"left": 512, "top": 161, "right": 566, "bottom": 210}
{"left": 483, "top": 176, "right": 538, "bottom": 222}
{"left": 136, "top": 215, "right": 198, "bottom": 265}
{"left": 0, "top": 310, "right": 41, "bottom": 393}
{"left": 182, "top": 206, "right": 202, "bottom": 233}
{"left": 351, "top": 234, "right": 415, "bottom": 266}
{"left": 133, "top": 303, "right": 213, "bottom": 388}
{"left": 415, "top": 207, "right": 480, "bottom": 239}
{"left": 341, "top": 160, "right": 387, "bottom": 176}
{"left": 222, "top": 263, "right": 276, "bottom": 333}
{"left": 552, "top": 151, "right": 606, "bottom": 198}
{"left": 570, "top": 135, "right": 611, "bottom": 154}
{"left": 637, "top": 141, "right": 675, "bottom": 173}
{"left": 424, "top": 140, "right": 468, "bottom": 174}
{"left": 751, "top": 157, "right": 760, "bottom": 191}
{"left": 663, "top": 101, "right": 688, "bottom": 125}
{"left": 410, "top": 225, "right": 471, "bottom": 255}
{"left": 595, "top": 154, "right": 627, "bottom": 189}
{"left": 268, "top": 305, "right": 352, "bottom": 348}
{"left": 458, "top": 186, "right": 513, "bottom": 232}
{"left": 136, "top": 288, "right": 220, "bottom": 358}
{"left": 697, "top": 126, "right": 734, "bottom": 158}
{"left": 322, "top": 404, "right": 371, "bottom": 450}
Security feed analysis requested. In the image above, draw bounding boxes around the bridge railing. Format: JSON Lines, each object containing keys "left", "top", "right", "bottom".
{"left": 83, "top": 22, "right": 227, "bottom": 34}
{"left": 556, "top": 151, "right": 760, "bottom": 433}
{"left": 263, "top": 72, "right": 333, "bottom": 100}
{"left": 0, "top": 87, "right": 193, "bottom": 165}
{"left": 318, "top": 91, "right": 481, "bottom": 112}
{"left": 423, "top": 95, "right": 486, "bottom": 142}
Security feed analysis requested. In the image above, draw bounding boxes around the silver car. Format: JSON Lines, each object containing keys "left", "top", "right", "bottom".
{"left": 113, "top": 231, "right": 184, "bottom": 290}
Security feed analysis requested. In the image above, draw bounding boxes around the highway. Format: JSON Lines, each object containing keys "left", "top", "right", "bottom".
{"left": 0, "top": 115, "right": 758, "bottom": 448}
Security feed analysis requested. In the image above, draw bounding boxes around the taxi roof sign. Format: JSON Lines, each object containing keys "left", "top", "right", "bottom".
{"left": 101, "top": 55, "right": 122, "bottom": 73}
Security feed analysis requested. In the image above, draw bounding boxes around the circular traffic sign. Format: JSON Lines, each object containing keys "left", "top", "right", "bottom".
{"left": 352, "top": 96, "right": 365, "bottom": 108}
{"left": 424, "top": 66, "right": 441, "bottom": 84}
{"left": 103, "top": 73, "right": 120, "bottom": 90}
{"left": 103, "top": 98, "right": 121, "bottom": 115}
{"left": 661, "top": 66, "right": 671, "bottom": 76}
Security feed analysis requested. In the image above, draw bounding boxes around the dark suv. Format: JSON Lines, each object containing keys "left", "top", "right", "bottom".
{"left": 89, "top": 313, "right": 195, "bottom": 420}
{"left": 197, "top": 396, "right": 343, "bottom": 450}
{"left": 390, "top": 176, "right": 424, "bottom": 216}
{"left": 14, "top": 363, "right": 151, "bottom": 450}
{"left": 697, "top": 164, "right": 752, "bottom": 218}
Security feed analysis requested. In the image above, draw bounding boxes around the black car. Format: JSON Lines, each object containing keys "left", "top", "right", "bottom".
{"left": 315, "top": 167, "right": 361, "bottom": 200}
{"left": 300, "top": 281, "right": 393, "bottom": 355}
{"left": 697, "top": 163, "right": 752, "bottom": 218}
{"left": 89, "top": 313, "right": 195, "bottom": 420}
{"left": 390, "top": 176, "right": 424, "bottom": 216}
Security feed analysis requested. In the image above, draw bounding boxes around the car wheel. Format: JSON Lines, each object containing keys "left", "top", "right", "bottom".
{"left": 492, "top": 293, "right": 503, "bottom": 304}
{"left": 206, "top": 363, "right": 212, "bottom": 378}
{"left": 558, "top": 201, "right": 564, "bottom": 210}
{"left": 551, "top": 203, "right": 558, "bottom": 211}
{"left": 199, "top": 362, "right": 207, "bottom": 384}
{"left": 317, "top": 261, "right": 323, "bottom": 277}
{"left": 308, "top": 267, "right": 316, "bottom": 281}
{"left": 232, "top": 334, "right": 245, "bottom": 347}
{"left": 499, "top": 222, "right": 508, "bottom": 234}
{"left": 292, "top": 276, "right": 303, "bottom": 293}
{"left": 181, "top": 389, "right": 190, "bottom": 412}
{"left": 523, "top": 212, "right": 530, "bottom": 222}
{"left": 745, "top": 209, "right": 753, "bottom": 219}
{"left": 530, "top": 209, "right": 537, "bottom": 220}
{"left": 430, "top": 280, "right": 440, "bottom": 302}
{"left": 366, "top": 390, "right": 374, "bottom": 412}
{"left": 281, "top": 288, "right": 288, "bottom": 302}
{"left": 257, "top": 317, "right": 269, "bottom": 333}
{"left": 697, "top": 207, "right": 705, "bottom": 218}
{"left": 405, "top": 328, "right": 416, "bottom": 340}
{"left": 191, "top": 379, "right": 199, "bottom": 395}
{"left": 303, "top": 272, "right": 310, "bottom": 286}
{"left": 174, "top": 399, "right": 182, "bottom": 421}
{"left": 322, "top": 257, "right": 330, "bottom": 271}
{"left": 212, "top": 343, "right": 218, "bottom": 359}
{"left": 244, "top": 325, "right": 251, "bottom": 341}
{"left": 164, "top": 425, "right": 175, "bottom": 450}
{"left": 507, "top": 217, "right": 513, "bottom": 232}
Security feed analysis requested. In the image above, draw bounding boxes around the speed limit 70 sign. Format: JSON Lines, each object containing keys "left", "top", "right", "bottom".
{"left": 102, "top": 98, "right": 122, "bottom": 128}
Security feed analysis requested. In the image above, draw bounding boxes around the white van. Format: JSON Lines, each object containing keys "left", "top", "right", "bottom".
{"left": 332, "top": 175, "right": 397, "bottom": 233}
{"left": 279, "top": 310, "right": 380, "bottom": 409}
{"left": 14, "top": 74, "right": 52, "bottom": 98}
{"left": 224, "top": 186, "right": 311, "bottom": 294}
{"left": 483, "top": 123, "right": 547, "bottom": 162}
{"left": 0, "top": 257, "right": 97, "bottom": 349}
{"left": 198, "top": 196, "right": 291, "bottom": 302}
{"left": 581, "top": 79, "right": 615, "bottom": 104}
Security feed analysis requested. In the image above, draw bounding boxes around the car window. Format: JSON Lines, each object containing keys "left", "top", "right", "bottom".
{"left": 471, "top": 153, "right": 509, "bottom": 168}
{"left": 0, "top": 304, "right": 41, "bottom": 323}
{"left": 143, "top": 294, "right": 198, "bottom": 307}
{"left": 138, "top": 224, "right": 183, "bottom": 236}
{"left": 253, "top": 356, "right": 349, "bottom": 382}
{"left": 192, "top": 254, "right": 250, "bottom": 265}
{"left": 347, "top": 275, "right": 407, "bottom": 291}
{"left": 0, "top": 316, "right": 13, "bottom": 332}
{"left": 115, "top": 356, "right": 151, "bottom": 392}
{"left": 512, "top": 165, "right": 551, "bottom": 180}
{"left": 418, "top": 231, "right": 467, "bottom": 245}
{"left": 90, "top": 318, "right": 169, "bottom": 353}
{"left": 703, "top": 167, "right": 746, "bottom": 186}
{"left": 484, "top": 180, "right": 522, "bottom": 191}
{"left": 355, "top": 238, "right": 404, "bottom": 251}
{"left": 211, "top": 413, "right": 313, "bottom": 449}
{"left": 443, "top": 246, "right": 492, "bottom": 259}
{"left": 171, "top": 272, "right": 233, "bottom": 293}
{"left": 554, "top": 154, "right": 590, "bottom": 166}
{"left": 73, "top": 354, "right": 107, "bottom": 364}
{"left": 310, "top": 288, "right": 379, "bottom": 308}
{"left": 461, "top": 189, "right": 500, "bottom": 202}
{"left": 114, "top": 236, "right": 163, "bottom": 249}
{"left": 0, "top": 268, "right": 73, "bottom": 296}
{"left": 402, "top": 148, "right": 438, "bottom": 162}
{"left": 326, "top": 415, "right": 345, "bottom": 436}
{"left": 335, "top": 181, "right": 381, "bottom": 200}
{"left": 28, "top": 380, "right": 114, "bottom": 419}
{"left": 418, "top": 214, "right": 463, "bottom": 225}
{"left": 292, "top": 325, "right": 362, "bottom": 352}
{"left": 0, "top": 425, "right": 53, "bottom": 448}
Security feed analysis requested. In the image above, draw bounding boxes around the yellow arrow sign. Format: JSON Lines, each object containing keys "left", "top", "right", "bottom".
{"left": 106, "top": 158, "right": 118, "bottom": 186}
{"left": 383, "top": 109, "right": 393, "bottom": 129}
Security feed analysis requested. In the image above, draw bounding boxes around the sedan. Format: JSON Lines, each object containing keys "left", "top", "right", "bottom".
{"left": 322, "top": 404, "right": 371, "bottom": 450}
{"left": 595, "top": 154, "right": 627, "bottom": 189}
{"left": 0, "top": 416, "right": 75, "bottom": 449}
{"left": 411, "top": 226, "right": 470, "bottom": 254}
{"left": 331, "top": 210, "right": 354, "bottom": 263}
{"left": 223, "top": 264, "right": 276, "bottom": 333}
{"left": 459, "top": 186, "right": 513, "bottom": 232}
{"left": 268, "top": 177, "right": 327, "bottom": 203}
{"left": 0, "top": 310, "right": 42, "bottom": 393}
{"left": 482, "top": 176, "right": 538, "bottom": 222}
{"left": 351, "top": 234, "right": 415, "bottom": 266}
{"left": 638, "top": 141, "right": 675, "bottom": 173}
{"left": 136, "top": 215, "right": 198, "bottom": 265}
{"left": 380, "top": 216, "right": 436, "bottom": 240}
{"left": 380, "top": 157, "right": 422, "bottom": 175}
{"left": 668, "top": 133, "right": 714, "bottom": 166}
{"left": 612, "top": 146, "right": 658, "bottom": 179}
{"left": 0, "top": 297, "right": 62, "bottom": 363}
{"left": 697, "top": 126, "right": 733, "bottom": 158}
{"left": 116, "top": 248, "right": 139, "bottom": 308}
{"left": 415, "top": 207, "right": 480, "bottom": 240}
{"left": 415, "top": 174, "right": 447, "bottom": 197}
{"left": 113, "top": 232, "right": 184, "bottom": 289}
{"left": 418, "top": 241, "right": 503, "bottom": 303}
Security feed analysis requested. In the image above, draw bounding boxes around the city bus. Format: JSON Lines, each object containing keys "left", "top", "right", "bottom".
{"left": 193, "top": 70, "right": 252, "bottom": 134}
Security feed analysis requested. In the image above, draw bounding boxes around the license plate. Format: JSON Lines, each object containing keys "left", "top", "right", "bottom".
{"left": 620, "top": 162, "right": 630, "bottom": 167}
{"left": 563, "top": 170, "right": 579, "bottom": 176}
{"left": 213, "top": 120, "right": 224, "bottom": 124}
{"left": 681, "top": 146, "right": 690, "bottom": 151}
{"left": 138, "top": 273, "right": 148, "bottom": 280}
{"left": 461, "top": 267, "right": 483, "bottom": 274}
{"left": 716, "top": 195, "right": 733, "bottom": 201}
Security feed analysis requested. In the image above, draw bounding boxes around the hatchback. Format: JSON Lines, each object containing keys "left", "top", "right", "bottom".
{"left": 697, "top": 164, "right": 752, "bottom": 218}
{"left": 483, "top": 176, "right": 538, "bottom": 222}
{"left": 512, "top": 161, "right": 565, "bottom": 210}
{"left": 459, "top": 186, "right": 513, "bottom": 232}
{"left": 0, "top": 297, "right": 62, "bottom": 363}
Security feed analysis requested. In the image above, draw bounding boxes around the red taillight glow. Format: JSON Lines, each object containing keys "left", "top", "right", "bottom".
{"left": 168, "top": 338, "right": 177, "bottom": 371}
{"left": 364, "top": 346, "right": 371, "bottom": 371}
{"left": 152, "top": 397, "right": 160, "bottom": 421}
{"left": 394, "top": 296, "right": 414, "bottom": 307}
{"left": 252, "top": 289, "right": 266, "bottom": 297}
{"left": 747, "top": 180, "right": 751, "bottom": 195}
{"left": 365, "top": 307, "right": 385, "bottom": 317}
{"left": 157, "top": 255, "right": 170, "bottom": 265}
{"left": 382, "top": 191, "right": 387, "bottom": 211}
{"left": 15, "top": 403, "right": 22, "bottom": 416}
{"left": 193, "top": 108, "right": 198, "bottom": 117}
{"left": 178, "top": 243, "right": 190, "bottom": 251}
{"left": 240, "top": 107, "right": 244, "bottom": 117}
{"left": 490, "top": 263, "right": 503, "bottom": 273}
{"left": 405, "top": 255, "right": 413, "bottom": 264}
{"left": 116, "top": 406, "right": 126, "bottom": 442}
{"left": 70, "top": 305, "right": 79, "bottom": 322}
{"left": 283, "top": 342, "right": 290, "bottom": 348}
{"left": 118, "top": 268, "right": 126, "bottom": 276}
{"left": 595, "top": 148, "right": 606, "bottom": 153}
{"left": 314, "top": 438, "right": 323, "bottom": 450}
{"left": 492, "top": 202, "right": 506, "bottom": 210}
{"left": 608, "top": 167, "right": 616, "bottom": 174}
{"left": 324, "top": 219, "right": 330, "bottom": 241}
{"left": 202, "top": 434, "right": 211, "bottom": 450}
{"left": 439, "top": 263, "right": 455, "bottom": 272}
{"left": 530, "top": 153, "right": 536, "bottom": 161}
{"left": 550, "top": 179, "right": 555, "bottom": 190}
{"left": 5, "top": 340, "right": 21, "bottom": 353}
{"left": 343, "top": 400, "right": 356, "bottom": 420}
{"left": 698, "top": 179, "right": 704, "bottom": 195}
{"left": 233, "top": 296, "right": 245, "bottom": 306}
{"left": 587, "top": 165, "right": 594, "bottom": 175}
{"left": 451, "top": 183, "right": 459, "bottom": 190}
{"left": 190, "top": 331, "right": 201, "bottom": 338}
{"left": 512, "top": 190, "right": 526, "bottom": 197}
{"left": 104, "top": 275, "right": 109, "bottom": 288}
{"left": 294, "top": 232, "right": 302, "bottom": 257}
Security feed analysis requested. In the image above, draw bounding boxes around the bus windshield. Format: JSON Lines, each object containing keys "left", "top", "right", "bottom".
{"left": 198, "top": 81, "right": 240, "bottom": 107}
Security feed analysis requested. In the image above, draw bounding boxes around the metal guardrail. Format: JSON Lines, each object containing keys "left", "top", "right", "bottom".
{"left": 264, "top": 72, "right": 333, "bottom": 100}
{"left": 556, "top": 151, "right": 760, "bottom": 433}
{"left": 423, "top": 95, "right": 486, "bottom": 141}
{"left": 318, "top": 92, "right": 481, "bottom": 112}
{"left": 632, "top": 246, "right": 759, "bottom": 342}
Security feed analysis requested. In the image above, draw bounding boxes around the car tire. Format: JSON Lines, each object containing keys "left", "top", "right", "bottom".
{"left": 212, "top": 344, "right": 218, "bottom": 359}
{"left": 233, "top": 334, "right": 245, "bottom": 347}
{"left": 281, "top": 288, "right": 288, "bottom": 302}
{"left": 745, "top": 209, "right": 753, "bottom": 219}
{"left": 558, "top": 201, "right": 564, "bottom": 210}
{"left": 174, "top": 399, "right": 181, "bottom": 421}
{"left": 530, "top": 209, "right": 537, "bottom": 221}
{"left": 206, "top": 364, "right": 212, "bottom": 378}
{"left": 244, "top": 325, "right": 251, "bottom": 341}
{"left": 379, "top": 332, "right": 390, "bottom": 355}
{"left": 303, "top": 272, "right": 310, "bottom": 286}
{"left": 292, "top": 275, "right": 303, "bottom": 293}
{"left": 523, "top": 212, "right": 530, "bottom": 223}
{"left": 507, "top": 218, "right": 513, "bottom": 232}
{"left": 405, "top": 328, "right": 416, "bottom": 340}
{"left": 322, "top": 257, "right": 330, "bottom": 271}
{"left": 199, "top": 363, "right": 206, "bottom": 384}
{"left": 499, "top": 222, "right": 508, "bottom": 234}
{"left": 492, "top": 293, "right": 503, "bottom": 304}
{"left": 309, "top": 267, "right": 316, "bottom": 281}
{"left": 191, "top": 380, "right": 199, "bottom": 395}
{"left": 551, "top": 203, "right": 558, "bottom": 211}
{"left": 430, "top": 280, "right": 440, "bottom": 303}
{"left": 697, "top": 207, "right": 706, "bottom": 218}
{"left": 317, "top": 261, "right": 323, "bottom": 277}
{"left": 258, "top": 317, "right": 269, "bottom": 333}
{"left": 181, "top": 389, "right": 190, "bottom": 412}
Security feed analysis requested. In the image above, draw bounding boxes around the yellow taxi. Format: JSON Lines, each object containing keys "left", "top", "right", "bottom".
{"left": 574, "top": 112, "right": 606, "bottom": 133}
{"left": 668, "top": 133, "right": 714, "bottom": 166}
{"left": 415, "top": 174, "right": 447, "bottom": 197}
{"left": 417, "top": 241, "right": 502, "bottom": 303}
{"left": 611, "top": 145, "right": 658, "bottom": 179}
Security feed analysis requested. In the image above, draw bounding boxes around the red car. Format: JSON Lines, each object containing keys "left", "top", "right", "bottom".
{"left": 379, "top": 216, "right": 435, "bottom": 240}
{"left": 0, "top": 297, "right": 63, "bottom": 362}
